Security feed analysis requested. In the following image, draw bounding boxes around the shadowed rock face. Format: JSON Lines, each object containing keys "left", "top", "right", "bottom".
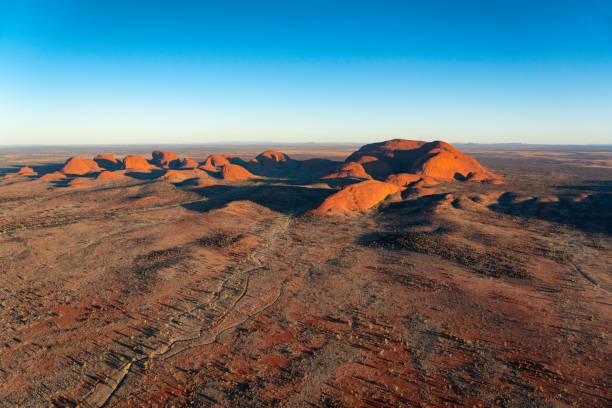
{"left": 152, "top": 151, "right": 181, "bottom": 168}
{"left": 123, "top": 155, "right": 154, "bottom": 170}
{"left": 343, "top": 139, "right": 501, "bottom": 182}
{"left": 299, "top": 158, "right": 338, "bottom": 172}
{"left": 93, "top": 154, "right": 121, "bottom": 170}
{"left": 221, "top": 163, "right": 256, "bottom": 180}
{"left": 309, "top": 180, "right": 401, "bottom": 215}
{"left": 60, "top": 158, "right": 102, "bottom": 175}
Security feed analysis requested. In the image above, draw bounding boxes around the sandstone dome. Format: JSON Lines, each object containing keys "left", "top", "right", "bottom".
{"left": 179, "top": 157, "right": 199, "bottom": 169}
{"left": 344, "top": 139, "right": 501, "bottom": 182}
{"left": 251, "top": 150, "right": 292, "bottom": 167}
{"left": 122, "top": 155, "right": 154, "bottom": 170}
{"left": 221, "top": 164, "right": 256, "bottom": 181}
{"left": 158, "top": 169, "right": 209, "bottom": 183}
{"left": 152, "top": 150, "right": 181, "bottom": 168}
{"left": 38, "top": 171, "right": 67, "bottom": 181}
{"left": 200, "top": 154, "right": 231, "bottom": 171}
{"left": 60, "top": 158, "right": 102, "bottom": 175}
{"left": 17, "top": 166, "right": 37, "bottom": 176}
{"left": 309, "top": 180, "right": 401, "bottom": 215}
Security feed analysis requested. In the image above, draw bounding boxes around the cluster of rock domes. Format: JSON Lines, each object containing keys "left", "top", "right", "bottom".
{"left": 4, "top": 139, "right": 502, "bottom": 214}
{"left": 18, "top": 150, "right": 298, "bottom": 183}
{"left": 310, "top": 139, "right": 502, "bottom": 215}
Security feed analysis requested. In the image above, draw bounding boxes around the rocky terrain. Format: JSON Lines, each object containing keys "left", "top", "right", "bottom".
{"left": 0, "top": 141, "right": 610, "bottom": 407}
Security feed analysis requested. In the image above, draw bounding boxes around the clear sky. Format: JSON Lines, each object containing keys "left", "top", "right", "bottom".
{"left": 1, "top": 0, "right": 611, "bottom": 145}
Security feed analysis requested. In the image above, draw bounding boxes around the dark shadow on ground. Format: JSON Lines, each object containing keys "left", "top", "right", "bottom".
{"left": 124, "top": 170, "right": 166, "bottom": 180}
{"left": 28, "top": 163, "right": 64, "bottom": 175}
{"left": 489, "top": 189, "right": 612, "bottom": 235}
{"left": 182, "top": 183, "right": 337, "bottom": 215}
{"left": 555, "top": 180, "right": 612, "bottom": 193}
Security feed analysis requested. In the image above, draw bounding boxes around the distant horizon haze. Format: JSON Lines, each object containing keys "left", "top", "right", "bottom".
{"left": 1, "top": 1, "right": 611, "bottom": 145}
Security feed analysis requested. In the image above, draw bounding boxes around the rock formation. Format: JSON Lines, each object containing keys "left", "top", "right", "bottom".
{"left": 60, "top": 158, "right": 102, "bottom": 175}
{"left": 309, "top": 180, "right": 401, "bottom": 215}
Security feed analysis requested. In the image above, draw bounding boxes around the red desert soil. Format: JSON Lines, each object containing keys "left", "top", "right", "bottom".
{"left": 67, "top": 177, "right": 91, "bottom": 187}
{"left": 0, "top": 140, "right": 610, "bottom": 408}
{"left": 122, "top": 155, "right": 154, "bottom": 170}
{"left": 152, "top": 150, "right": 181, "bottom": 168}
{"left": 60, "top": 157, "right": 103, "bottom": 175}
{"left": 310, "top": 180, "right": 401, "bottom": 214}
{"left": 221, "top": 163, "right": 257, "bottom": 180}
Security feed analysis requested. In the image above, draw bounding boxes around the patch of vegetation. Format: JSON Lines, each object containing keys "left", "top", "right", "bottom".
{"left": 197, "top": 232, "right": 243, "bottom": 248}
{"left": 133, "top": 247, "right": 185, "bottom": 277}
{"left": 362, "top": 231, "right": 529, "bottom": 279}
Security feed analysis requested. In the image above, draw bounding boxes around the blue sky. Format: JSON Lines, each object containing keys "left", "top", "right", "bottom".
{"left": 1, "top": 0, "right": 611, "bottom": 145}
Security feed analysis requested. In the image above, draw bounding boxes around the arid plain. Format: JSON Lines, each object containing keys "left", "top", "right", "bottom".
{"left": 0, "top": 141, "right": 610, "bottom": 408}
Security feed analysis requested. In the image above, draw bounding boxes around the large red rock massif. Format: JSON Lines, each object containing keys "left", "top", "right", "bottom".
{"left": 341, "top": 139, "right": 500, "bottom": 182}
